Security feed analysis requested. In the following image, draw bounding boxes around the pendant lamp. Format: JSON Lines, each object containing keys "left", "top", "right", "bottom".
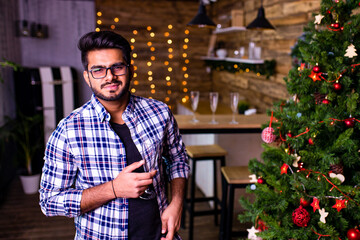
{"left": 187, "top": 0, "right": 216, "bottom": 28}
{"left": 246, "top": 0, "right": 275, "bottom": 30}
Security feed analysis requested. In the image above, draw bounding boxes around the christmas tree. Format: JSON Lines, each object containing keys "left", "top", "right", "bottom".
{"left": 239, "top": 1, "right": 360, "bottom": 239}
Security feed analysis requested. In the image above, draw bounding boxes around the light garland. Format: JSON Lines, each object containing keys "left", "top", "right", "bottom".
{"left": 130, "top": 29, "right": 138, "bottom": 94}
{"left": 181, "top": 28, "right": 190, "bottom": 104}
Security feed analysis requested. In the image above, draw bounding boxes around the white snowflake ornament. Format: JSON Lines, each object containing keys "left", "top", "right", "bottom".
{"left": 314, "top": 14, "right": 324, "bottom": 24}
{"left": 247, "top": 226, "right": 261, "bottom": 240}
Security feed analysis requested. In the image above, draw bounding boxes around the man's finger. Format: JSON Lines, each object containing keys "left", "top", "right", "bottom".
{"left": 123, "top": 160, "right": 145, "bottom": 173}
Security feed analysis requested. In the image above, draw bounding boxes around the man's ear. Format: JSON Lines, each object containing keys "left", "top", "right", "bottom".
{"left": 83, "top": 70, "right": 91, "bottom": 87}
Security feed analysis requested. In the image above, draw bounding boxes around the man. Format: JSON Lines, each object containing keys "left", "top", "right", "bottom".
{"left": 39, "top": 31, "right": 190, "bottom": 240}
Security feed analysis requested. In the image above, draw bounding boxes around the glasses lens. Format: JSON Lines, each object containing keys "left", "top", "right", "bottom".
{"left": 91, "top": 68, "right": 106, "bottom": 78}
{"left": 112, "top": 64, "right": 127, "bottom": 76}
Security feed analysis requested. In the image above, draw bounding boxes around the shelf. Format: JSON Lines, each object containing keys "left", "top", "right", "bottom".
{"left": 213, "top": 26, "right": 246, "bottom": 34}
{"left": 201, "top": 56, "right": 264, "bottom": 64}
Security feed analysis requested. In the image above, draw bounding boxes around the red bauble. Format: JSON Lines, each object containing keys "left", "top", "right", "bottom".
{"left": 292, "top": 206, "right": 310, "bottom": 227}
{"left": 261, "top": 127, "right": 276, "bottom": 143}
{"left": 332, "top": 22, "right": 340, "bottom": 29}
{"left": 345, "top": 118, "right": 355, "bottom": 128}
{"left": 257, "top": 177, "right": 265, "bottom": 184}
{"left": 313, "top": 65, "right": 320, "bottom": 73}
{"left": 287, "top": 132, "right": 293, "bottom": 138}
{"left": 308, "top": 138, "right": 314, "bottom": 145}
{"left": 333, "top": 82, "right": 342, "bottom": 91}
{"left": 322, "top": 99, "right": 330, "bottom": 104}
{"left": 347, "top": 228, "right": 360, "bottom": 240}
{"left": 300, "top": 197, "right": 310, "bottom": 207}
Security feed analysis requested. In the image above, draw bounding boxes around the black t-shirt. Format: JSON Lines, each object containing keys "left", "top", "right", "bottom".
{"left": 111, "top": 122, "right": 162, "bottom": 240}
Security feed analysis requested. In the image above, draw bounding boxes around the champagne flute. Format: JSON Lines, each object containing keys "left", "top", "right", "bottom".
{"left": 140, "top": 140, "right": 158, "bottom": 200}
{"left": 190, "top": 91, "right": 200, "bottom": 123}
{"left": 209, "top": 92, "right": 219, "bottom": 124}
{"left": 229, "top": 92, "right": 239, "bottom": 124}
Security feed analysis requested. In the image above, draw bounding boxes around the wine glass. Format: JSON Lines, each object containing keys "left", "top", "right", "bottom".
{"left": 140, "top": 140, "right": 158, "bottom": 200}
{"left": 229, "top": 92, "right": 239, "bottom": 124}
{"left": 209, "top": 92, "right": 219, "bottom": 124}
{"left": 190, "top": 91, "right": 200, "bottom": 123}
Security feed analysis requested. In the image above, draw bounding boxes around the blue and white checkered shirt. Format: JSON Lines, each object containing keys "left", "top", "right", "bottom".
{"left": 39, "top": 94, "right": 190, "bottom": 239}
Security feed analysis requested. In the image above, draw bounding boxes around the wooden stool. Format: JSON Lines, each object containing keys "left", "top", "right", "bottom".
{"left": 182, "top": 144, "right": 227, "bottom": 240}
{"left": 219, "top": 166, "right": 251, "bottom": 240}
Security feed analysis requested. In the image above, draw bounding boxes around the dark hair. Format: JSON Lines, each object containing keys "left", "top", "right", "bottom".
{"left": 78, "top": 31, "right": 132, "bottom": 70}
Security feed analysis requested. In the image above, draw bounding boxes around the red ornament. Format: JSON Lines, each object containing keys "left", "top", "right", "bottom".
{"left": 322, "top": 99, "right": 330, "bottom": 104}
{"left": 332, "top": 199, "right": 347, "bottom": 212}
{"left": 261, "top": 127, "right": 276, "bottom": 143}
{"left": 280, "top": 163, "right": 289, "bottom": 175}
{"left": 347, "top": 228, "right": 360, "bottom": 240}
{"left": 309, "top": 71, "right": 321, "bottom": 82}
{"left": 308, "top": 138, "right": 314, "bottom": 145}
{"left": 287, "top": 132, "right": 293, "bottom": 138}
{"left": 345, "top": 118, "right": 355, "bottom": 128}
{"left": 292, "top": 206, "right": 310, "bottom": 227}
{"left": 332, "top": 22, "right": 340, "bottom": 29}
{"left": 256, "top": 219, "right": 268, "bottom": 231}
{"left": 313, "top": 65, "right": 320, "bottom": 73}
{"left": 300, "top": 197, "right": 310, "bottom": 207}
{"left": 310, "top": 197, "right": 320, "bottom": 212}
{"left": 333, "top": 82, "right": 342, "bottom": 91}
{"left": 257, "top": 177, "right": 265, "bottom": 184}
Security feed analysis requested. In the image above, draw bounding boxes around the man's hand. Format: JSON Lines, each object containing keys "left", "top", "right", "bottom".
{"left": 160, "top": 178, "right": 186, "bottom": 240}
{"left": 113, "top": 160, "right": 157, "bottom": 198}
{"left": 80, "top": 160, "right": 156, "bottom": 214}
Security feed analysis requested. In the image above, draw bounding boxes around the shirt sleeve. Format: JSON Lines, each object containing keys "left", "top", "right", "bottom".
{"left": 164, "top": 108, "right": 190, "bottom": 181}
{"left": 39, "top": 122, "right": 83, "bottom": 218}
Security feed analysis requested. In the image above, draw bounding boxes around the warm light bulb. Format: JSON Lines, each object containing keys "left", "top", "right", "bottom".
{"left": 167, "top": 39, "right": 172, "bottom": 44}
{"left": 164, "top": 61, "right": 169, "bottom": 66}
{"left": 97, "top": 20, "right": 102, "bottom": 25}
{"left": 166, "top": 76, "right": 171, "bottom": 81}
{"left": 164, "top": 32, "right": 170, "bottom": 37}
{"left": 147, "top": 42, "right": 152, "bottom": 46}
{"left": 148, "top": 71, "right": 153, "bottom": 75}
{"left": 150, "top": 84, "right": 155, "bottom": 89}
{"left": 167, "top": 90, "right": 172, "bottom": 94}
{"left": 151, "top": 56, "right": 155, "bottom": 61}
{"left": 97, "top": 12, "right": 102, "bottom": 17}
{"left": 184, "top": 29, "right": 190, "bottom": 34}
{"left": 168, "top": 67, "right": 173, "bottom": 72}
{"left": 114, "top": 18, "right": 119, "bottom": 22}
{"left": 111, "top": 25, "right": 115, "bottom": 30}
{"left": 167, "top": 82, "right": 172, "bottom": 86}
{"left": 134, "top": 80, "right": 139, "bottom": 85}
{"left": 182, "top": 81, "right": 187, "bottom": 85}
{"left": 184, "top": 38, "right": 189, "bottom": 43}
{"left": 131, "top": 88, "right": 136, "bottom": 93}
{"left": 133, "top": 30, "right": 138, "bottom": 35}
{"left": 150, "top": 32, "right": 155, "bottom": 37}
{"left": 132, "top": 53, "right": 137, "bottom": 58}
{"left": 183, "top": 88, "right": 188, "bottom": 93}
{"left": 183, "top": 44, "right": 188, "bottom": 50}
{"left": 150, "top": 47, "right": 155, "bottom": 52}
{"left": 168, "top": 24, "right": 173, "bottom": 29}
{"left": 147, "top": 26, "right": 152, "bottom": 31}
{"left": 182, "top": 53, "right": 187, "bottom": 58}
{"left": 130, "top": 38, "right": 136, "bottom": 43}
{"left": 147, "top": 62, "right": 152, "bottom": 67}
{"left": 182, "top": 67, "right": 187, "bottom": 71}
{"left": 168, "top": 48, "right": 173, "bottom": 53}
{"left": 95, "top": 27, "right": 100, "bottom": 32}
{"left": 184, "top": 73, "right": 189, "bottom": 78}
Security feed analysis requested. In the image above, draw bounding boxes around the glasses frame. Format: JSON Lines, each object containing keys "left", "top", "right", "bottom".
{"left": 88, "top": 63, "right": 130, "bottom": 79}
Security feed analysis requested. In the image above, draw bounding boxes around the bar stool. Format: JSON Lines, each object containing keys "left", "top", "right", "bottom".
{"left": 219, "top": 166, "right": 251, "bottom": 240}
{"left": 182, "top": 144, "right": 227, "bottom": 240}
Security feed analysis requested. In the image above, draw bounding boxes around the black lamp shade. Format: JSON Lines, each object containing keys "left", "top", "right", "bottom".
{"left": 187, "top": 2, "right": 216, "bottom": 28}
{"left": 246, "top": 6, "right": 275, "bottom": 30}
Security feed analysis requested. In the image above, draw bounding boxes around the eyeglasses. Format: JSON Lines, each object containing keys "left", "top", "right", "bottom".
{"left": 88, "top": 63, "right": 129, "bottom": 79}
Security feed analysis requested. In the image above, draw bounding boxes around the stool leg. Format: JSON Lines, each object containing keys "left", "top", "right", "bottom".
{"left": 219, "top": 173, "right": 228, "bottom": 240}
{"left": 189, "top": 159, "right": 196, "bottom": 240}
{"left": 213, "top": 158, "right": 219, "bottom": 225}
{"left": 226, "top": 185, "right": 235, "bottom": 240}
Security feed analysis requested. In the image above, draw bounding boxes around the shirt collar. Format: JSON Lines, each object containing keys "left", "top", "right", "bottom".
{"left": 90, "top": 93, "right": 136, "bottom": 122}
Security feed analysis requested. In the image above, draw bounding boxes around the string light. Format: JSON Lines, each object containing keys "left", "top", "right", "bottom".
{"left": 131, "top": 29, "right": 139, "bottom": 94}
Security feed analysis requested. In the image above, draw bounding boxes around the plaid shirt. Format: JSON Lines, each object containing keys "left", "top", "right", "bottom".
{"left": 39, "top": 94, "right": 190, "bottom": 240}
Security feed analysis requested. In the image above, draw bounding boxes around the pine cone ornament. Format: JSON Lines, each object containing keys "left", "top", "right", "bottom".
{"left": 330, "top": 163, "right": 344, "bottom": 175}
{"left": 314, "top": 92, "right": 327, "bottom": 104}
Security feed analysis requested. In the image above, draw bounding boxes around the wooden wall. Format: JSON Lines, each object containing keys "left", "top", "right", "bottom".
{"left": 211, "top": 0, "right": 321, "bottom": 112}
{"left": 95, "top": 0, "right": 213, "bottom": 111}
{"left": 96, "top": 0, "right": 321, "bottom": 112}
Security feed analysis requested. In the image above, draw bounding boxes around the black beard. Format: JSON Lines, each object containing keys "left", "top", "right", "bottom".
{"left": 90, "top": 78, "right": 130, "bottom": 101}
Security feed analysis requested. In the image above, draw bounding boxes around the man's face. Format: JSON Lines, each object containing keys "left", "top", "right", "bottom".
{"left": 83, "top": 48, "right": 132, "bottom": 102}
